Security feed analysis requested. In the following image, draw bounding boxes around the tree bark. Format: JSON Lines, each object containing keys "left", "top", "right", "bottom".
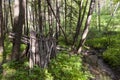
{"left": 77, "top": 0, "right": 95, "bottom": 53}
{"left": 0, "top": 0, "right": 4, "bottom": 55}
{"left": 98, "top": 0, "right": 101, "bottom": 31}
{"left": 56, "top": 0, "right": 60, "bottom": 42}
{"left": 64, "top": 0, "right": 67, "bottom": 33}
{"left": 29, "top": 31, "right": 36, "bottom": 68}
{"left": 11, "top": 0, "right": 25, "bottom": 60}
{"left": 38, "top": 0, "right": 42, "bottom": 34}
{"left": 8, "top": 0, "right": 13, "bottom": 28}
{"left": 47, "top": 0, "right": 68, "bottom": 43}
{"left": 73, "top": 0, "right": 88, "bottom": 47}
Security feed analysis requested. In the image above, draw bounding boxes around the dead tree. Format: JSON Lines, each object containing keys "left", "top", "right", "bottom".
{"left": 29, "top": 30, "right": 57, "bottom": 68}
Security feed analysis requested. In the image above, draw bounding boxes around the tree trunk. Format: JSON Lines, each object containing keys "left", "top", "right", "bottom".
{"left": 29, "top": 31, "right": 36, "bottom": 68}
{"left": 56, "top": 0, "right": 60, "bottom": 42}
{"left": 77, "top": 0, "right": 95, "bottom": 53}
{"left": 72, "top": 0, "right": 88, "bottom": 47}
{"left": 64, "top": 0, "right": 67, "bottom": 33}
{"left": 11, "top": 0, "right": 25, "bottom": 60}
{"left": 47, "top": 0, "right": 68, "bottom": 43}
{"left": 98, "top": 0, "right": 101, "bottom": 31}
{"left": 0, "top": 0, "right": 4, "bottom": 55}
{"left": 8, "top": 0, "right": 13, "bottom": 28}
{"left": 29, "top": 30, "right": 57, "bottom": 68}
{"left": 38, "top": 0, "right": 42, "bottom": 33}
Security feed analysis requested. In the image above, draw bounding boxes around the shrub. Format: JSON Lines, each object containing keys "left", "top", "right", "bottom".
{"left": 0, "top": 53, "right": 92, "bottom": 80}
{"left": 1, "top": 61, "right": 53, "bottom": 80}
{"left": 48, "top": 53, "right": 92, "bottom": 80}
{"left": 85, "top": 37, "right": 108, "bottom": 49}
{"left": 103, "top": 48, "right": 120, "bottom": 68}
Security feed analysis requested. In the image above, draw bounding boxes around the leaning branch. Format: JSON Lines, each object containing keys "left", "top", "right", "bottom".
{"left": 46, "top": 0, "right": 68, "bottom": 43}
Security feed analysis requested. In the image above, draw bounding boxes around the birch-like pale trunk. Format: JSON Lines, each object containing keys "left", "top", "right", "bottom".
{"left": 77, "top": 0, "right": 95, "bottom": 53}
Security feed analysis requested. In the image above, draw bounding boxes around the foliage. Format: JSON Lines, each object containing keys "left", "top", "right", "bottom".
{"left": 20, "top": 44, "right": 27, "bottom": 52}
{"left": 29, "top": 66, "right": 53, "bottom": 80}
{"left": 113, "top": 0, "right": 120, "bottom": 4}
{"left": 87, "top": 3, "right": 120, "bottom": 69}
{"left": 102, "top": 34, "right": 120, "bottom": 68}
{"left": 0, "top": 0, "right": 120, "bottom": 80}
{"left": 103, "top": 48, "right": 120, "bottom": 68}
{"left": 0, "top": 52, "right": 92, "bottom": 80}
{"left": 48, "top": 53, "right": 92, "bottom": 80}
{"left": 4, "top": 38, "right": 12, "bottom": 55}
{"left": 86, "top": 31, "right": 120, "bottom": 68}
{"left": 1, "top": 61, "right": 29, "bottom": 80}
{"left": 85, "top": 37, "right": 108, "bottom": 49}
{"left": 1, "top": 37, "right": 27, "bottom": 62}
{"left": 0, "top": 61, "right": 53, "bottom": 80}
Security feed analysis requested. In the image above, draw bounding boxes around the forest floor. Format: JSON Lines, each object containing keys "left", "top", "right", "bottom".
{"left": 82, "top": 49, "right": 120, "bottom": 80}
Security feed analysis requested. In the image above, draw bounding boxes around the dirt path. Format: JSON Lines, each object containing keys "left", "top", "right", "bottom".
{"left": 82, "top": 50, "right": 120, "bottom": 80}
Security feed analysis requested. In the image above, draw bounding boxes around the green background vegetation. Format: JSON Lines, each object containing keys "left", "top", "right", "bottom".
{"left": 0, "top": 0, "right": 120, "bottom": 80}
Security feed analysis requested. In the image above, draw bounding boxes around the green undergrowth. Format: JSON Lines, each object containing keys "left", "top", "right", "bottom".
{"left": 0, "top": 57, "right": 53, "bottom": 80}
{"left": 86, "top": 30, "right": 120, "bottom": 68}
{"left": 85, "top": 37, "right": 108, "bottom": 49}
{"left": 58, "top": 36, "right": 73, "bottom": 47}
{"left": 2, "top": 38, "right": 26, "bottom": 62}
{"left": 48, "top": 52, "right": 92, "bottom": 80}
{"left": 86, "top": 3, "right": 120, "bottom": 71}
{"left": 0, "top": 60, "right": 53, "bottom": 80}
{"left": 0, "top": 52, "right": 92, "bottom": 80}
{"left": 103, "top": 47, "right": 120, "bottom": 68}
{"left": 102, "top": 34, "right": 120, "bottom": 68}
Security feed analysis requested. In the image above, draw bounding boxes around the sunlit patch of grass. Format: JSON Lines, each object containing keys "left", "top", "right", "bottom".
{"left": 20, "top": 44, "right": 27, "bottom": 52}
{"left": 0, "top": 54, "right": 3, "bottom": 63}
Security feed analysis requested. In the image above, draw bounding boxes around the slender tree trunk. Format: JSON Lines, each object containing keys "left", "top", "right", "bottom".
{"left": 3, "top": 0, "right": 8, "bottom": 34}
{"left": 9, "top": 0, "right": 13, "bottom": 28}
{"left": 24, "top": 0, "right": 29, "bottom": 35}
{"left": 11, "top": 0, "right": 25, "bottom": 60}
{"left": 98, "top": 0, "right": 101, "bottom": 31}
{"left": 69, "top": 0, "right": 72, "bottom": 33}
{"left": 38, "top": 0, "right": 42, "bottom": 33}
{"left": 26, "top": 0, "right": 28, "bottom": 35}
{"left": 77, "top": 0, "right": 95, "bottom": 53}
{"left": 47, "top": 0, "right": 68, "bottom": 43}
{"left": 56, "top": 0, "right": 60, "bottom": 42}
{"left": 0, "top": 0, "right": 4, "bottom": 55}
{"left": 43, "top": 0, "right": 47, "bottom": 35}
{"left": 64, "top": 0, "right": 67, "bottom": 33}
{"left": 29, "top": 31, "right": 36, "bottom": 68}
{"left": 72, "top": 0, "right": 88, "bottom": 46}
{"left": 105, "top": 2, "right": 120, "bottom": 30}
{"left": 48, "top": 0, "right": 52, "bottom": 31}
